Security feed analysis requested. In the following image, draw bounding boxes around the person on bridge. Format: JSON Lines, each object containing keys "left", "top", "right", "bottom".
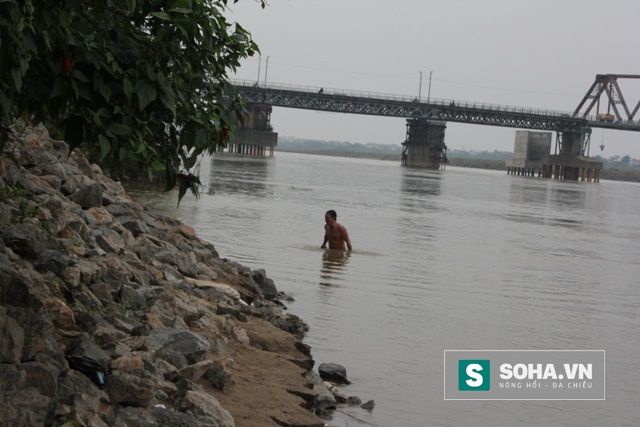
{"left": 321, "top": 210, "right": 352, "bottom": 251}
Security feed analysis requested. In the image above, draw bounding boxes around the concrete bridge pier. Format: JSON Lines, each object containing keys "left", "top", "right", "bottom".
{"left": 401, "top": 119, "right": 448, "bottom": 169}
{"left": 226, "top": 103, "right": 278, "bottom": 157}
{"left": 542, "top": 127, "right": 602, "bottom": 182}
{"left": 506, "top": 130, "right": 552, "bottom": 177}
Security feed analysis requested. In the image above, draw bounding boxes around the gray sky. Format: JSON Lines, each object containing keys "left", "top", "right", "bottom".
{"left": 228, "top": 0, "right": 640, "bottom": 158}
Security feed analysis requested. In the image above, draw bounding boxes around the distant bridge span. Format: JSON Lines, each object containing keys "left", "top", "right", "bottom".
{"left": 232, "top": 78, "right": 640, "bottom": 133}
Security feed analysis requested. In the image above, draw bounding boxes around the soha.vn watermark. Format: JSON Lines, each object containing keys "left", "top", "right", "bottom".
{"left": 444, "top": 350, "right": 605, "bottom": 400}
{"left": 498, "top": 362, "right": 593, "bottom": 389}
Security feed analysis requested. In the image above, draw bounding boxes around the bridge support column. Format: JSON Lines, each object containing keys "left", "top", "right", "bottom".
{"left": 506, "top": 131, "right": 552, "bottom": 178}
{"left": 401, "top": 119, "right": 448, "bottom": 169}
{"left": 225, "top": 104, "right": 277, "bottom": 157}
{"left": 542, "top": 128, "right": 602, "bottom": 182}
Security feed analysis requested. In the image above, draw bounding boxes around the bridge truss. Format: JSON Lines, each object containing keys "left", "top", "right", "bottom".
{"left": 573, "top": 74, "right": 640, "bottom": 125}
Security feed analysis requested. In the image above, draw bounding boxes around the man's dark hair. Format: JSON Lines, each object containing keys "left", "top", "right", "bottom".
{"left": 326, "top": 210, "right": 337, "bottom": 219}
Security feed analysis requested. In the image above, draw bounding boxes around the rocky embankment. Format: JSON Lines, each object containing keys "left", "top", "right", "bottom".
{"left": 0, "top": 125, "right": 327, "bottom": 427}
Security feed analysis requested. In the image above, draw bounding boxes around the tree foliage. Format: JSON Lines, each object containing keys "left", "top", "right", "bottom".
{"left": 1, "top": 0, "right": 263, "bottom": 204}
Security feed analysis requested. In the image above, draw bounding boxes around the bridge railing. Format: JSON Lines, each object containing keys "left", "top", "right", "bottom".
{"left": 232, "top": 79, "right": 639, "bottom": 126}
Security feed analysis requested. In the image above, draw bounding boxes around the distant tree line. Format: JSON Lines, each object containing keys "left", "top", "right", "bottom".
{"left": 277, "top": 137, "right": 640, "bottom": 182}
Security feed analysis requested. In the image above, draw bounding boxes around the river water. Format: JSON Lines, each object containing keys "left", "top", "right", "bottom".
{"left": 130, "top": 151, "right": 640, "bottom": 427}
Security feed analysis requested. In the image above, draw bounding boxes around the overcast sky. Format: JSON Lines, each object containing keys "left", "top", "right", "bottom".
{"left": 227, "top": 0, "right": 640, "bottom": 158}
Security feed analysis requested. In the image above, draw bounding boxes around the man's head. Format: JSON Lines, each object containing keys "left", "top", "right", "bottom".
{"left": 325, "top": 210, "right": 337, "bottom": 225}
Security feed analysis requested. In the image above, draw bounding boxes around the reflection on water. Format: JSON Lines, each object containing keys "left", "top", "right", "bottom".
{"left": 319, "top": 249, "right": 351, "bottom": 287}
{"left": 400, "top": 169, "right": 442, "bottom": 199}
{"left": 396, "top": 169, "right": 441, "bottom": 245}
{"left": 550, "top": 185, "right": 587, "bottom": 209}
{"left": 508, "top": 177, "right": 587, "bottom": 209}
{"left": 508, "top": 178, "right": 552, "bottom": 206}
{"left": 208, "top": 154, "right": 274, "bottom": 196}
{"left": 504, "top": 178, "right": 586, "bottom": 229}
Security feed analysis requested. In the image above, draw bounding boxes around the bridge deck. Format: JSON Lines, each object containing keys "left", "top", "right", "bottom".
{"left": 232, "top": 79, "right": 640, "bottom": 133}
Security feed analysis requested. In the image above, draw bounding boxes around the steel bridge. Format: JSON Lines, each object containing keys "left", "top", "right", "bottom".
{"left": 229, "top": 75, "right": 640, "bottom": 180}
{"left": 232, "top": 75, "right": 640, "bottom": 134}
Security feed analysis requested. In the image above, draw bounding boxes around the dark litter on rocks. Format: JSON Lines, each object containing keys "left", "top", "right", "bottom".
{"left": 65, "top": 355, "right": 107, "bottom": 389}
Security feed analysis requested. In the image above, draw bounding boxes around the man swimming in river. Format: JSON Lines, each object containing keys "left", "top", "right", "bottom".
{"left": 321, "top": 210, "right": 352, "bottom": 251}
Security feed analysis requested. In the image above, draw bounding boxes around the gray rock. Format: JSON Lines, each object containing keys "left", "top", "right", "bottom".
{"left": 61, "top": 174, "right": 94, "bottom": 196}
{"left": 0, "top": 267, "right": 52, "bottom": 310}
{"left": 35, "top": 249, "right": 73, "bottom": 276}
{"left": 0, "top": 364, "right": 27, "bottom": 393}
{"left": 0, "top": 387, "right": 51, "bottom": 427}
{"left": 251, "top": 268, "right": 279, "bottom": 300}
{"left": 361, "top": 399, "right": 375, "bottom": 410}
{"left": 119, "top": 284, "right": 147, "bottom": 310}
{"left": 57, "top": 369, "right": 109, "bottom": 420}
{"left": 313, "top": 383, "right": 337, "bottom": 415}
{"left": 144, "top": 328, "right": 210, "bottom": 364}
{"left": 112, "top": 406, "right": 159, "bottom": 427}
{"left": 107, "top": 370, "right": 158, "bottom": 407}
{"left": 70, "top": 182, "right": 103, "bottom": 209}
{"left": 318, "top": 362, "right": 351, "bottom": 385}
{"left": 150, "top": 405, "right": 213, "bottom": 427}
{"left": 93, "top": 228, "right": 125, "bottom": 253}
{"left": 178, "top": 390, "right": 235, "bottom": 427}
{"left": 175, "top": 251, "right": 198, "bottom": 278}
{"left": 203, "top": 359, "right": 233, "bottom": 391}
{"left": 18, "top": 360, "right": 60, "bottom": 398}
{"left": 265, "top": 310, "right": 309, "bottom": 339}
{"left": 120, "top": 217, "right": 150, "bottom": 237}
{"left": 0, "top": 309, "right": 25, "bottom": 363}
{"left": 346, "top": 395, "right": 361, "bottom": 406}
{"left": 1, "top": 223, "right": 52, "bottom": 259}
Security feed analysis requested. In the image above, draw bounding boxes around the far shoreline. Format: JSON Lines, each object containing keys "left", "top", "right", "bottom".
{"left": 275, "top": 147, "right": 640, "bottom": 183}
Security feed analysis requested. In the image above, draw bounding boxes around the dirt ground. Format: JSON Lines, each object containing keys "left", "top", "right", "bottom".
{"left": 197, "top": 312, "right": 327, "bottom": 427}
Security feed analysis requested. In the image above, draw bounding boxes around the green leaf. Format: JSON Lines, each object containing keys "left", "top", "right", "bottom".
{"left": 151, "top": 11, "right": 171, "bottom": 21}
{"left": 22, "top": 33, "right": 37, "bottom": 54}
{"left": 72, "top": 69, "right": 91, "bottom": 83}
{"left": 134, "top": 80, "right": 157, "bottom": 110}
{"left": 150, "top": 160, "right": 164, "bottom": 172}
{"left": 99, "top": 84, "right": 112, "bottom": 101}
{"left": 177, "top": 181, "right": 188, "bottom": 206}
{"left": 89, "top": 108, "right": 106, "bottom": 127}
{"left": 119, "top": 147, "right": 129, "bottom": 161}
{"left": 11, "top": 68, "right": 22, "bottom": 92}
{"left": 194, "top": 127, "right": 208, "bottom": 148}
{"left": 0, "top": 89, "right": 9, "bottom": 116}
{"left": 19, "top": 57, "right": 29, "bottom": 74}
{"left": 49, "top": 77, "right": 69, "bottom": 99}
{"left": 70, "top": 79, "right": 80, "bottom": 99}
{"left": 109, "top": 123, "right": 132, "bottom": 136}
{"left": 182, "top": 152, "right": 199, "bottom": 170}
{"left": 99, "top": 134, "right": 111, "bottom": 159}
{"left": 164, "top": 165, "right": 177, "bottom": 192}
{"left": 127, "top": 0, "right": 136, "bottom": 15}
{"left": 123, "top": 77, "right": 133, "bottom": 102}
{"left": 171, "top": 0, "right": 191, "bottom": 10}
{"left": 92, "top": 70, "right": 104, "bottom": 90}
